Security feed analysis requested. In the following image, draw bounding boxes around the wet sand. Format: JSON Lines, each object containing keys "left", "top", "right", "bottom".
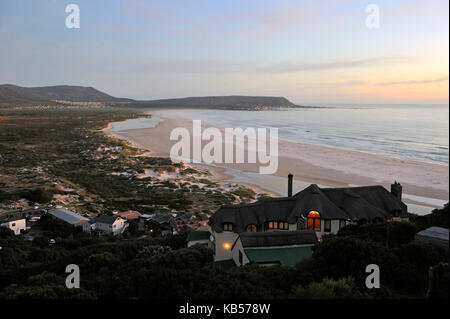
{"left": 105, "top": 109, "right": 449, "bottom": 203}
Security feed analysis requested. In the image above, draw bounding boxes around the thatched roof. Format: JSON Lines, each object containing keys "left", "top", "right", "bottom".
{"left": 209, "top": 184, "right": 407, "bottom": 233}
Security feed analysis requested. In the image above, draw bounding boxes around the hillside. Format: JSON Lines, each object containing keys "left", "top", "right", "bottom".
{"left": 0, "top": 84, "right": 299, "bottom": 109}
{"left": 0, "top": 84, "right": 132, "bottom": 105}
{"left": 0, "top": 85, "right": 56, "bottom": 106}
{"left": 131, "top": 95, "right": 298, "bottom": 109}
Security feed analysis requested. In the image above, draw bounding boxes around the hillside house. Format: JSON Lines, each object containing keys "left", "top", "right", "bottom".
{"left": 139, "top": 214, "right": 176, "bottom": 236}
{"left": 204, "top": 176, "right": 407, "bottom": 263}
{"left": 1, "top": 218, "right": 26, "bottom": 235}
{"left": 83, "top": 215, "right": 127, "bottom": 235}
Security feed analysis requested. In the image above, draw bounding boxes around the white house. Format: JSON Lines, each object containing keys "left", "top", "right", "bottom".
{"left": 1, "top": 218, "right": 27, "bottom": 235}
{"left": 86, "top": 215, "right": 127, "bottom": 236}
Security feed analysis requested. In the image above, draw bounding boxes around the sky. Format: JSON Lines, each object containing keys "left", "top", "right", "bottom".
{"left": 0, "top": 0, "right": 448, "bottom": 104}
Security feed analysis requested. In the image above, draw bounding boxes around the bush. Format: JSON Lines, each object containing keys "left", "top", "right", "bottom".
{"left": 292, "top": 277, "right": 365, "bottom": 299}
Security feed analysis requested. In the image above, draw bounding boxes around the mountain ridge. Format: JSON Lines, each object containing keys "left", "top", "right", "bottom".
{"left": 0, "top": 84, "right": 300, "bottom": 109}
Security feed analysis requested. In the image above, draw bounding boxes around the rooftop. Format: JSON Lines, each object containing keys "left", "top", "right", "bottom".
{"left": 92, "top": 215, "right": 122, "bottom": 225}
{"left": 416, "top": 226, "right": 449, "bottom": 241}
{"left": 118, "top": 211, "right": 141, "bottom": 220}
{"left": 187, "top": 229, "right": 211, "bottom": 242}
{"left": 210, "top": 184, "right": 407, "bottom": 233}
{"left": 49, "top": 209, "right": 88, "bottom": 225}
{"left": 244, "top": 246, "right": 313, "bottom": 267}
{"left": 239, "top": 230, "right": 318, "bottom": 248}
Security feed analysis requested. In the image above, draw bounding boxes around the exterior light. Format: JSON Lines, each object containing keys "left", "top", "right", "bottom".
{"left": 223, "top": 243, "right": 231, "bottom": 250}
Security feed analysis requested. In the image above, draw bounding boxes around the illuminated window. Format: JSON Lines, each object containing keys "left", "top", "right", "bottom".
{"left": 223, "top": 242, "right": 231, "bottom": 250}
{"left": 223, "top": 223, "right": 233, "bottom": 231}
{"left": 246, "top": 224, "right": 257, "bottom": 232}
{"left": 265, "top": 221, "right": 289, "bottom": 230}
{"left": 307, "top": 211, "right": 321, "bottom": 230}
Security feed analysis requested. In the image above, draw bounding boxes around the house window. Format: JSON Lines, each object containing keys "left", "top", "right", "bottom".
{"left": 223, "top": 223, "right": 233, "bottom": 231}
{"left": 339, "top": 220, "right": 346, "bottom": 229}
{"left": 307, "top": 211, "right": 321, "bottom": 231}
{"left": 324, "top": 219, "right": 331, "bottom": 232}
{"left": 246, "top": 224, "right": 257, "bottom": 232}
{"left": 265, "top": 221, "right": 289, "bottom": 230}
{"left": 239, "top": 250, "right": 243, "bottom": 265}
{"left": 11, "top": 223, "right": 16, "bottom": 227}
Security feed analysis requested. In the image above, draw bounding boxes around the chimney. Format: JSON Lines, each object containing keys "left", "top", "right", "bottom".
{"left": 391, "top": 181, "right": 402, "bottom": 201}
{"left": 288, "top": 173, "right": 293, "bottom": 197}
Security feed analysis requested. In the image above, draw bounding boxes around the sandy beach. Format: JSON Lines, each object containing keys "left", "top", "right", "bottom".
{"left": 105, "top": 109, "right": 449, "bottom": 207}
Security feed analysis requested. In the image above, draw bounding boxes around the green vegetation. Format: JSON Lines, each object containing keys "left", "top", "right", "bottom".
{"left": 0, "top": 108, "right": 242, "bottom": 215}
{"left": 0, "top": 207, "right": 447, "bottom": 299}
{"left": 0, "top": 108, "right": 448, "bottom": 299}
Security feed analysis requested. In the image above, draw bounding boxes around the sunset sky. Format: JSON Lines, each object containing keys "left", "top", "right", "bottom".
{"left": 0, "top": 0, "right": 448, "bottom": 104}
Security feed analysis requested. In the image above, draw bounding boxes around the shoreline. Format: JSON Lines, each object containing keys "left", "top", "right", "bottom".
{"left": 103, "top": 119, "right": 279, "bottom": 198}
{"left": 103, "top": 110, "right": 449, "bottom": 209}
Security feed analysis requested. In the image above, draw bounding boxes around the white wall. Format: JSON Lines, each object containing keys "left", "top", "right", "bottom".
{"left": 1, "top": 219, "right": 26, "bottom": 235}
{"left": 95, "top": 218, "right": 127, "bottom": 235}
{"left": 112, "top": 218, "right": 127, "bottom": 235}
{"left": 231, "top": 238, "right": 249, "bottom": 266}
{"left": 213, "top": 231, "right": 239, "bottom": 261}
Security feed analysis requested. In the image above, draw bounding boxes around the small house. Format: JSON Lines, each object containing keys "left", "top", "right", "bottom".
{"left": 1, "top": 218, "right": 26, "bottom": 235}
{"left": 89, "top": 215, "right": 127, "bottom": 236}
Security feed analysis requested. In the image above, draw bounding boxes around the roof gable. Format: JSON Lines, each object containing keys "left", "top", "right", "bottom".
{"left": 210, "top": 184, "right": 407, "bottom": 232}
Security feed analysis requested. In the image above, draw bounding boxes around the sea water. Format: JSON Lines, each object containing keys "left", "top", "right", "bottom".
{"left": 187, "top": 104, "right": 449, "bottom": 165}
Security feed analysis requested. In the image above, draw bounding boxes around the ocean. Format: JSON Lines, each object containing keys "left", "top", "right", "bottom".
{"left": 184, "top": 104, "right": 449, "bottom": 165}
{"left": 110, "top": 104, "right": 449, "bottom": 215}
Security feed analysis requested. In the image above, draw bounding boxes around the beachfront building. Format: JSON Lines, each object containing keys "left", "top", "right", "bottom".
{"left": 201, "top": 176, "right": 407, "bottom": 263}
{"left": 49, "top": 209, "right": 89, "bottom": 227}
{"left": 1, "top": 218, "right": 26, "bottom": 235}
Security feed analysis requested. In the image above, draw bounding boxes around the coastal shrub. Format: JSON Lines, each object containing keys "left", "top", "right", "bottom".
{"left": 430, "top": 262, "right": 449, "bottom": 299}
{"left": 292, "top": 277, "right": 365, "bottom": 299}
{"left": 0, "top": 226, "right": 15, "bottom": 239}
{"left": 337, "top": 221, "right": 418, "bottom": 247}
{"left": 390, "top": 240, "right": 448, "bottom": 295}
{"left": 410, "top": 204, "right": 449, "bottom": 230}
{"left": 21, "top": 188, "right": 58, "bottom": 203}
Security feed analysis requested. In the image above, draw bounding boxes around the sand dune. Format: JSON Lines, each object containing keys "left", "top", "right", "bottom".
{"left": 107, "top": 109, "right": 449, "bottom": 202}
